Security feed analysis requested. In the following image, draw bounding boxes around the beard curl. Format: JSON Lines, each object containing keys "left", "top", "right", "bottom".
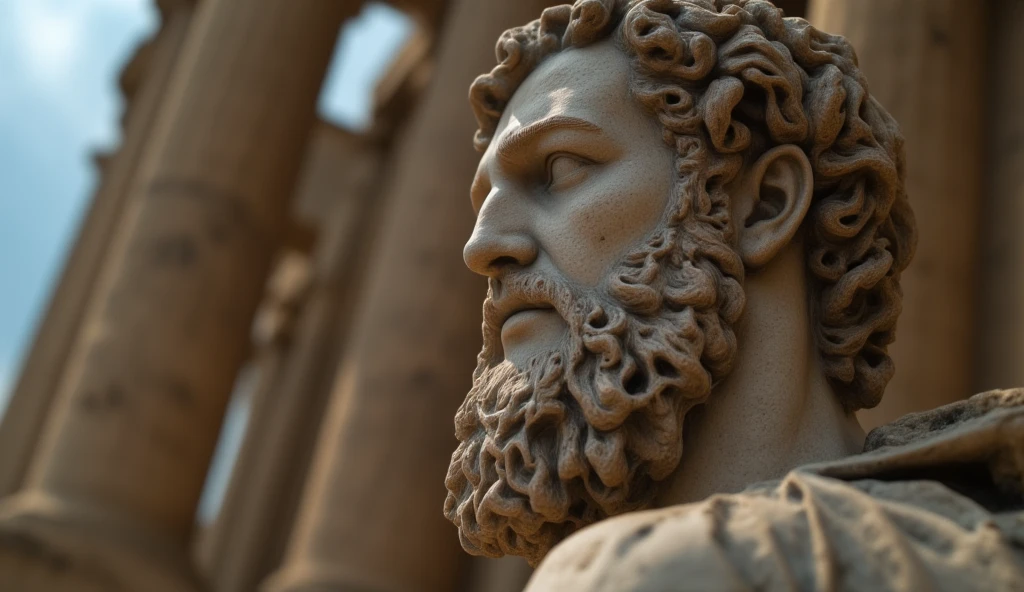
{"left": 444, "top": 221, "right": 744, "bottom": 566}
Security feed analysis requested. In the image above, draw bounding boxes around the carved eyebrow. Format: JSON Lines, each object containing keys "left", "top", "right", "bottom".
{"left": 495, "top": 115, "right": 603, "bottom": 164}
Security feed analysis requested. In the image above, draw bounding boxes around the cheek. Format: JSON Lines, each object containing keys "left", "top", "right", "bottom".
{"left": 539, "top": 155, "right": 674, "bottom": 287}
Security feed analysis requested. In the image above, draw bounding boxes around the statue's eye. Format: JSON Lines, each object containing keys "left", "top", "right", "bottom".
{"left": 546, "top": 154, "right": 588, "bottom": 191}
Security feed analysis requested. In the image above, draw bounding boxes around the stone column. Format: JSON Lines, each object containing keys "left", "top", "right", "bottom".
{"left": 196, "top": 31, "right": 435, "bottom": 592}
{"left": 808, "top": 0, "right": 986, "bottom": 429}
{"left": 975, "top": 0, "right": 1024, "bottom": 393}
{"left": 465, "top": 557, "right": 534, "bottom": 592}
{"left": 0, "top": 0, "right": 194, "bottom": 498}
{"left": 0, "top": 1, "right": 359, "bottom": 590}
{"left": 262, "top": 1, "right": 562, "bottom": 590}
{"left": 195, "top": 126, "right": 386, "bottom": 592}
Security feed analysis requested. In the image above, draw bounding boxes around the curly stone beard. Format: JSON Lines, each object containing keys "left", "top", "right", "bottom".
{"left": 444, "top": 217, "right": 744, "bottom": 566}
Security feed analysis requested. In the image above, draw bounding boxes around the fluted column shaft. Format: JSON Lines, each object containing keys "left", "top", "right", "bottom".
{"left": 0, "top": 0, "right": 358, "bottom": 590}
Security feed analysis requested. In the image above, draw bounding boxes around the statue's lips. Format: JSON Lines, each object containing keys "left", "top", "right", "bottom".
{"left": 487, "top": 288, "right": 562, "bottom": 351}
{"left": 499, "top": 306, "right": 557, "bottom": 342}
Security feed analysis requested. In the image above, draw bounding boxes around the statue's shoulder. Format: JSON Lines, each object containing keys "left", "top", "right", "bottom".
{"left": 865, "top": 387, "right": 1024, "bottom": 456}
{"left": 526, "top": 389, "right": 1024, "bottom": 592}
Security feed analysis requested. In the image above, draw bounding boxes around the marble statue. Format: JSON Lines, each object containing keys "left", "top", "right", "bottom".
{"left": 443, "top": 1, "right": 1024, "bottom": 590}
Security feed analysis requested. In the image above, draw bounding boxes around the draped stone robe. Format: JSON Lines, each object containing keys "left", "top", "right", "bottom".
{"left": 527, "top": 389, "right": 1024, "bottom": 591}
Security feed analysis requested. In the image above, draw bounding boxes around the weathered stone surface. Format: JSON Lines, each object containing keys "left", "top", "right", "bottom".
{"left": 448, "top": 0, "right": 911, "bottom": 564}
{"left": 526, "top": 390, "right": 1024, "bottom": 591}
{"left": 443, "top": 1, "right": 1021, "bottom": 589}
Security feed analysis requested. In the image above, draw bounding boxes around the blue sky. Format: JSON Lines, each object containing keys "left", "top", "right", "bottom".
{"left": 0, "top": 0, "right": 410, "bottom": 421}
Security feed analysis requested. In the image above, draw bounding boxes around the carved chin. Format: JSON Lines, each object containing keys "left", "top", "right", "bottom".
{"left": 444, "top": 229, "right": 740, "bottom": 565}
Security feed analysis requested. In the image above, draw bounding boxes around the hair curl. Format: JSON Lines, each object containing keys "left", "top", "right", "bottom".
{"left": 469, "top": 0, "right": 916, "bottom": 410}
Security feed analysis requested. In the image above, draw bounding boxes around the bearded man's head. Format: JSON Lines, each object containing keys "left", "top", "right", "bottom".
{"left": 444, "top": 0, "right": 916, "bottom": 566}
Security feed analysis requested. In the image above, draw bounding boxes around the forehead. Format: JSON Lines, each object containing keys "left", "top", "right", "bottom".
{"left": 489, "top": 40, "right": 635, "bottom": 147}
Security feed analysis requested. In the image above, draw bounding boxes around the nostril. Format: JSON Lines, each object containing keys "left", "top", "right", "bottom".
{"left": 489, "top": 255, "right": 520, "bottom": 270}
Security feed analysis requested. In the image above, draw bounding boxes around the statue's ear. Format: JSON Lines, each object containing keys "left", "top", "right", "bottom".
{"left": 735, "top": 144, "right": 813, "bottom": 269}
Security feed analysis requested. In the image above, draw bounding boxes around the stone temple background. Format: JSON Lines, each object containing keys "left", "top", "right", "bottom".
{"left": 0, "top": 0, "right": 1020, "bottom": 590}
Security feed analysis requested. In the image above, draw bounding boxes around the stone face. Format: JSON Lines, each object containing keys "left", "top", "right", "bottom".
{"left": 444, "top": 0, "right": 1023, "bottom": 587}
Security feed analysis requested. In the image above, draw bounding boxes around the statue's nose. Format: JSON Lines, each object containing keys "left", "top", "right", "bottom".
{"left": 463, "top": 217, "right": 538, "bottom": 278}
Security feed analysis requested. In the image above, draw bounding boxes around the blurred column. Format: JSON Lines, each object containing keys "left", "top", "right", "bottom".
{"left": 262, "top": 1, "right": 562, "bottom": 591}
{"left": 464, "top": 557, "right": 535, "bottom": 592}
{"left": 0, "top": 0, "right": 360, "bottom": 590}
{"left": 196, "top": 30, "right": 435, "bottom": 592}
{"left": 0, "top": 0, "right": 195, "bottom": 499}
{"left": 194, "top": 129, "right": 386, "bottom": 592}
{"left": 976, "top": 0, "right": 1024, "bottom": 392}
{"left": 808, "top": 0, "right": 987, "bottom": 428}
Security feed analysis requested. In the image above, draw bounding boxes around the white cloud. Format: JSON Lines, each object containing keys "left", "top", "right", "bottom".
{"left": 3, "top": 0, "right": 157, "bottom": 143}
{"left": 13, "top": 1, "right": 85, "bottom": 86}
{"left": 10, "top": 0, "right": 156, "bottom": 88}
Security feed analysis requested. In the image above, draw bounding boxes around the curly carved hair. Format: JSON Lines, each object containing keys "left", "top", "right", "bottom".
{"left": 469, "top": 0, "right": 916, "bottom": 410}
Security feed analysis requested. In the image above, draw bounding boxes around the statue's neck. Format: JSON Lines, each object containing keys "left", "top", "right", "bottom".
{"left": 656, "top": 242, "right": 865, "bottom": 506}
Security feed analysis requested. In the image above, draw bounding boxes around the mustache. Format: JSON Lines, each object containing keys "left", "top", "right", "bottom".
{"left": 485, "top": 268, "right": 602, "bottom": 319}
{"left": 481, "top": 271, "right": 586, "bottom": 337}
{"left": 484, "top": 273, "right": 557, "bottom": 324}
